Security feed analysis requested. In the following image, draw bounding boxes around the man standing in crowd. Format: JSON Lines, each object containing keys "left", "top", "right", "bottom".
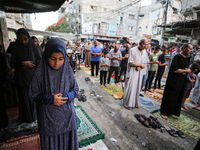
{"left": 90, "top": 41, "right": 102, "bottom": 77}
{"left": 171, "top": 44, "right": 182, "bottom": 61}
{"left": 163, "top": 47, "right": 171, "bottom": 78}
{"left": 107, "top": 45, "right": 122, "bottom": 85}
{"left": 190, "top": 44, "right": 199, "bottom": 64}
{"left": 119, "top": 44, "right": 130, "bottom": 82}
{"left": 160, "top": 44, "right": 192, "bottom": 120}
{"left": 123, "top": 38, "right": 148, "bottom": 109}
{"left": 144, "top": 46, "right": 159, "bottom": 93}
{"left": 140, "top": 44, "right": 149, "bottom": 97}
{"left": 154, "top": 48, "right": 168, "bottom": 90}
{"left": 84, "top": 40, "right": 92, "bottom": 67}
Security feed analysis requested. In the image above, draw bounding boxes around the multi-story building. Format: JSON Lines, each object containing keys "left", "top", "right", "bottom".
{"left": 58, "top": 0, "right": 139, "bottom": 42}
{"left": 137, "top": 0, "right": 183, "bottom": 44}
{"left": 5, "top": 13, "right": 32, "bottom": 41}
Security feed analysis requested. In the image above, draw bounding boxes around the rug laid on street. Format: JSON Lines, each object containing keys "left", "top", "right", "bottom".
{"left": 139, "top": 97, "right": 160, "bottom": 113}
{"left": 0, "top": 134, "right": 40, "bottom": 150}
{"left": 153, "top": 111, "right": 200, "bottom": 141}
{"left": 142, "top": 91, "right": 163, "bottom": 103}
{"left": 75, "top": 106, "right": 105, "bottom": 148}
{"left": 193, "top": 105, "right": 200, "bottom": 111}
{"left": 80, "top": 66, "right": 91, "bottom": 71}
{"left": 101, "top": 83, "right": 123, "bottom": 96}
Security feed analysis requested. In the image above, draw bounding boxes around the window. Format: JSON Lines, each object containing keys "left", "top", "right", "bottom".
{"left": 139, "top": 14, "right": 144, "bottom": 19}
{"left": 120, "top": 17, "right": 123, "bottom": 24}
{"left": 91, "top": 6, "right": 97, "bottom": 11}
{"left": 128, "top": 26, "right": 134, "bottom": 31}
{"left": 129, "top": 14, "right": 135, "bottom": 19}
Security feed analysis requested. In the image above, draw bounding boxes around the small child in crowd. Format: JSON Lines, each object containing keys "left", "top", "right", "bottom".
{"left": 71, "top": 49, "right": 78, "bottom": 72}
{"left": 100, "top": 51, "right": 109, "bottom": 88}
{"left": 182, "top": 63, "right": 199, "bottom": 111}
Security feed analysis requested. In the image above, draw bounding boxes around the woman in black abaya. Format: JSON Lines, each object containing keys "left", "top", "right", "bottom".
{"left": 160, "top": 44, "right": 192, "bottom": 120}
{"left": 11, "top": 28, "right": 41, "bottom": 123}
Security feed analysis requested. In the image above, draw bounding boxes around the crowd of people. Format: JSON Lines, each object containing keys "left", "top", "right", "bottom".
{"left": 1, "top": 27, "right": 200, "bottom": 149}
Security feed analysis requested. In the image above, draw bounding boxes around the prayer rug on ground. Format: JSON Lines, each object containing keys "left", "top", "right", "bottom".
{"left": 153, "top": 111, "right": 200, "bottom": 141}
{"left": 101, "top": 83, "right": 123, "bottom": 96}
{"left": 80, "top": 66, "right": 91, "bottom": 71}
{"left": 113, "top": 94, "right": 123, "bottom": 99}
{"left": 0, "top": 134, "right": 40, "bottom": 150}
{"left": 142, "top": 91, "right": 163, "bottom": 103}
{"left": 75, "top": 106, "right": 105, "bottom": 148}
{"left": 193, "top": 105, "right": 200, "bottom": 111}
{"left": 139, "top": 97, "right": 160, "bottom": 113}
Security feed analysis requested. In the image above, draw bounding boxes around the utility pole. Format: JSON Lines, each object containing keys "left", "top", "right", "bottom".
{"left": 160, "top": 0, "right": 169, "bottom": 45}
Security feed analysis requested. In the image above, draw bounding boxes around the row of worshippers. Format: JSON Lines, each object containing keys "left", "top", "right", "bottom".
{"left": 122, "top": 39, "right": 200, "bottom": 122}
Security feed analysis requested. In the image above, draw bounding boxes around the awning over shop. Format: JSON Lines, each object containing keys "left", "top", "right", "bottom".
{"left": 157, "top": 20, "right": 200, "bottom": 36}
{"left": 1, "top": 0, "right": 66, "bottom": 13}
{"left": 26, "top": 29, "right": 77, "bottom": 41}
{"left": 95, "top": 38, "right": 117, "bottom": 42}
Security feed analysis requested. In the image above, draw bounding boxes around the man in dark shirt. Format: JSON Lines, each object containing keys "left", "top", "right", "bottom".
{"left": 154, "top": 48, "right": 168, "bottom": 89}
{"left": 119, "top": 44, "right": 130, "bottom": 82}
{"left": 102, "top": 44, "right": 110, "bottom": 57}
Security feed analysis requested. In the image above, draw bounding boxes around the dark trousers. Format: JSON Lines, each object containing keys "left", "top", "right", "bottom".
{"left": 154, "top": 69, "right": 164, "bottom": 89}
{"left": 119, "top": 67, "right": 127, "bottom": 81}
{"left": 107, "top": 66, "right": 119, "bottom": 84}
{"left": 72, "top": 61, "right": 76, "bottom": 70}
{"left": 194, "top": 139, "right": 200, "bottom": 150}
{"left": 0, "top": 85, "right": 8, "bottom": 128}
{"left": 100, "top": 71, "right": 107, "bottom": 85}
{"left": 91, "top": 61, "right": 99, "bottom": 76}
{"left": 145, "top": 71, "right": 156, "bottom": 91}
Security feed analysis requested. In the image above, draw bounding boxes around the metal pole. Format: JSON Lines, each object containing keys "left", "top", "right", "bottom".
{"left": 160, "top": 0, "right": 169, "bottom": 45}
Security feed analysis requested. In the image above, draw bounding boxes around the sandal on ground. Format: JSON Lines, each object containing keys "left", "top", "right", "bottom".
{"left": 149, "top": 116, "right": 165, "bottom": 132}
{"left": 164, "top": 126, "right": 178, "bottom": 137}
{"left": 141, "top": 114, "right": 150, "bottom": 128}
{"left": 134, "top": 114, "right": 150, "bottom": 127}
{"left": 147, "top": 117, "right": 158, "bottom": 129}
{"left": 176, "top": 130, "right": 186, "bottom": 138}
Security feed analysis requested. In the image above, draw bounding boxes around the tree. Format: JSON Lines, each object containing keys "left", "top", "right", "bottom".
{"left": 45, "top": 14, "right": 79, "bottom": 34}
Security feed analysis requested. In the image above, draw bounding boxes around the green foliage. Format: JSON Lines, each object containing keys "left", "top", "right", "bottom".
{"left": 45, "top": 14, "right": 80, "bottom": 34}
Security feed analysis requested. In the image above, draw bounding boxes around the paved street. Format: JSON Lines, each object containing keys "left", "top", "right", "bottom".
{"left": 75, "top": 68, "right": 199, "bottom": 150}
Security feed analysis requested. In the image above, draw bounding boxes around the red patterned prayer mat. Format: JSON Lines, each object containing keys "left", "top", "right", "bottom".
{"left": 0, "top": 134, "right": 40, "bottom": 150}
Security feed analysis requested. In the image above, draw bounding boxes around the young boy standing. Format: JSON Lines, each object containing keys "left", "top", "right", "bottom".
{"left": 154, "top": 48, "right": 168, "bottom": 90}
{"left": 100, "top": 51, "right": 109, "bottom": 88}
{"left": 71, "top": 49, "right": 78, "bottom": 72}
{"left": 144, "top": 46, "right": 159, "bottom": 93}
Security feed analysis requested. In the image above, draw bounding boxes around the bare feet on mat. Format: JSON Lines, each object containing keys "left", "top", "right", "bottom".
{"left": 161, "top": 115, "right": 168, "bottom": 120}
{"left": 191, "top": 101, "right": 198, "bottom": 106}
{"left": 181, "top": 107, "right": 185, "bottom": 111}
{"left": 182, "top": 105, "right": 188, "bottom": 110}
{"left": 135, "top": 106, "right": 139, "bottom": 108}
{"left": 127, "top": 107, "right": 131, "bottom": 110}
{"left": 100, "top": 85, "right": 103, "bottom": 88}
